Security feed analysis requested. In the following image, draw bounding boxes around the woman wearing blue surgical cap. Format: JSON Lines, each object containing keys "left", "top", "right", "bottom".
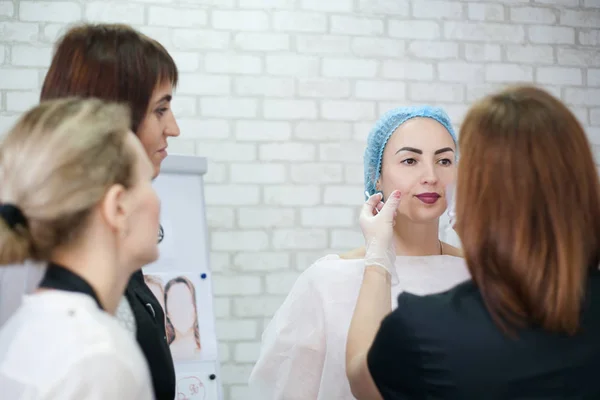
{"left": 347, "top": 86, "right": 600, "bottom": 399}
{"left": 248, "top": 106, "right": 470, "bottom": 399}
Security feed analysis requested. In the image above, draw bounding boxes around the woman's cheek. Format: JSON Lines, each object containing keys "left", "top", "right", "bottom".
{"left": 442, "top": 169, "right": 458, "bottom": 186}
{"left": 381, "top": 168, "right": 413, "bottom": 201}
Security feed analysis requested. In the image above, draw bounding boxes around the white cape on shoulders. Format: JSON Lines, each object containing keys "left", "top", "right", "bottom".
{"left": 249, "top": 254, "right": 472, "bottom": 400}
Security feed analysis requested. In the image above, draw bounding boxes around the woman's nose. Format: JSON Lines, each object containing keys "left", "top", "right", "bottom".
{"left": 421, "top": 164, "right": 439, "bottom": 185}
{"left": 165, "top": 113, "right": 180, "bottom": 137}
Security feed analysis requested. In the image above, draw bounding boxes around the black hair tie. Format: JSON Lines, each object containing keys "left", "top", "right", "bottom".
{"left": 0, "top": 204, "right": 28, "bottom": 230}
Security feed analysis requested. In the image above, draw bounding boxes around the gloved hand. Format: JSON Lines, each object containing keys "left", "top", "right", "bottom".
{"left": 359, "top": 190, "right": 402, "bottom": 284}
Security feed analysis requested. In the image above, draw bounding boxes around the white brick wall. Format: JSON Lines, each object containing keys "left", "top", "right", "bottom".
{"left": 1, "top": 1, "right": 599, "bottom": 398}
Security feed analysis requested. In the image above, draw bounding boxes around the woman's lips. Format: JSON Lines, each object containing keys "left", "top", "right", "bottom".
{"left": 415, "top": 193, "right": 440, "bottom": 204}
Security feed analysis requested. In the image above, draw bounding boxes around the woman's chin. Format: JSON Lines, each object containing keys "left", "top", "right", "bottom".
{"left": 402, "top": 208, "right": 445, "bottom": 223}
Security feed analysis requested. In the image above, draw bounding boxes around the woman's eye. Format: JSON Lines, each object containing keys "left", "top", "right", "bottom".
{"left": 156, "top": 107, "right": 168, "bottom": 117}
{"left": 438, "top": 158, "right": 453, "bottom": 166}
{"left": 401, "top": 158, "right": 416, "bottom": 166}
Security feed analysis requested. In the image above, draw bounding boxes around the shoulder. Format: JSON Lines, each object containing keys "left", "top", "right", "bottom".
{"left": 28, "top": 294, "right": 122, "bottom": 348}
{"left": 73, "top": 305, "right": 144, "bottom": 361}
{"left": 44, "top": 298, "right": 144, "bottom": 364}
{"left": 441, "top": 242, "right": 463, "bottom": 257}
{"left": 301, "top": 253, "right": 363, "bottom": 279}
{"left": 342, "top": 245, "right": 462, "bottom": 258}
{"left": 339, "top": 247, "right": 366, "bottom": 260}
{"left": 370, "top": 290, "right": 455, "bottom": 360}
{"left": 274, "top": 254, "right": 364, "bottom": 310}
{"left": 299, "top": 253, "right": 367, "bottom": 289}
{"left": 1, "top": 297, "right": 148, "bottom": 392}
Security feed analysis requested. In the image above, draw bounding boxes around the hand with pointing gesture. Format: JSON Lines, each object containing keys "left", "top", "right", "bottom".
{"left": 360, "top": 190, "right": 402, "bottom": 284}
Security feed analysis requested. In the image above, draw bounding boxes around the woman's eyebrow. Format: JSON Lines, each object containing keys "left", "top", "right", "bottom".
{"left": 395, "top": 146, "right": 422, "bottom": 155}
{"left": 154, "top": 94, "right": 172, "bottom": 106}
{"left": 395, "top": 147, "right": 455, "bottom": 155}
{"left": 435, "top": 147, "right": 454, "bottom": 155}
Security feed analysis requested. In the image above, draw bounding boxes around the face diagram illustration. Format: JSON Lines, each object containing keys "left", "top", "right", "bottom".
{"left": 145, "top": 274, "right": 202, "bottom": 360}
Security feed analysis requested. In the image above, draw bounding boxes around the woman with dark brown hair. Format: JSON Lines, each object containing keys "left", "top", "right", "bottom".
{"left": 346, "top": 85, "right": 600, "bottom": 399}
{"left": 0, "top": 23, "right": 180, "bottom": 400}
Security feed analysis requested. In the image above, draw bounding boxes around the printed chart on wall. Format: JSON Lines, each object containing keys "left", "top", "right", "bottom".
{"left": 143, "top": 155, "right": 222, "bottom": 400}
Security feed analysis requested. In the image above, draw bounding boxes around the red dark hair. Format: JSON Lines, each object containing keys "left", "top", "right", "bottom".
{"left": 456, "top": 85, "right": 600, "bottom": 335}
{"left": 40, "top": 23, "right": 178, "bottom": 134}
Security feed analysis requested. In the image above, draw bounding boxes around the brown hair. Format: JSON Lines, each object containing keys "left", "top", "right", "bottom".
{"left": 456, "top": 85, "right": 600, "bottom": 335}
{"left": 0, "top": 98, "right": 135, "bottom": 264}
{"left": 40, "top": 23, "right": 178, "bottom": 134}
{"left": 164, "top": 276, "right": 201, "bottom": 349}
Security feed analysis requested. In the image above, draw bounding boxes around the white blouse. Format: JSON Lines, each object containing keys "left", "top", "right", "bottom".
{"left": 0, "top": 263, "right": 137, "bottom": 335}
{"left": 248, "top": 254, "right": 472, "bottom": 400}
{"left": 0, "top": 291, "right": 153, "bottom": 399}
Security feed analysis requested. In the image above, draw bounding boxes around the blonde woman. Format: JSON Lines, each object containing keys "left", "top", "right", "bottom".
{"left": 0, "top": 23, "right": 180, "bottom": 399}
{"left": 0, "top": 98, "right": 158, "bottom": 399}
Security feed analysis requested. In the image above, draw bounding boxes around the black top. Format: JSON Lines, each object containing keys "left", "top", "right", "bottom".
{"left": 39, "top": 262, "right": 103, "bottom": 309}
{"left": 368, "top": 270, "right": 600, "bottom": 400}
{"left": 125, "top": 270, "right": 176, "bottom": 400}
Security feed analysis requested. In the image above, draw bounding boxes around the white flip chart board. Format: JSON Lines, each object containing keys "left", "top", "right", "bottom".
{"left": 142, "top": 155, "right": 223, "bottom": 400}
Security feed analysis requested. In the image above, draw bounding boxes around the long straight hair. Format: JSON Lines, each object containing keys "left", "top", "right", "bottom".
{"left": 456, "top": 85, "right": 600, "bottom": 335}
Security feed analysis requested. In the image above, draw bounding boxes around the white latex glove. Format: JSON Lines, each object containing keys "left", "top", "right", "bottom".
{"left": 359, "top": 190, "right": 402, "bottom": 284}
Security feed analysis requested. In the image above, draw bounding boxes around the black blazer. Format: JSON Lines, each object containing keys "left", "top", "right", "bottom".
{"left": 125, "top": 270, "right": 176, "bottom": 400}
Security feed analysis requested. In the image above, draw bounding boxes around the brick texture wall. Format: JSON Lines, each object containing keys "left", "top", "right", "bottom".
{"left": 0, "top": 0, "right": 599, "bottom": 398}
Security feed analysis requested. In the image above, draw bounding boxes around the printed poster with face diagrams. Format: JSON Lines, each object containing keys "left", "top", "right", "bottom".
{"left": 142, "top": 155, "right": 222, "bottom": 400}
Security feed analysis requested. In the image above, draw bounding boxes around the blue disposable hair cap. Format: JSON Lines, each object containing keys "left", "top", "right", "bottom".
{"left": 363, "top": 105, "right": 458, "bottom": 199}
